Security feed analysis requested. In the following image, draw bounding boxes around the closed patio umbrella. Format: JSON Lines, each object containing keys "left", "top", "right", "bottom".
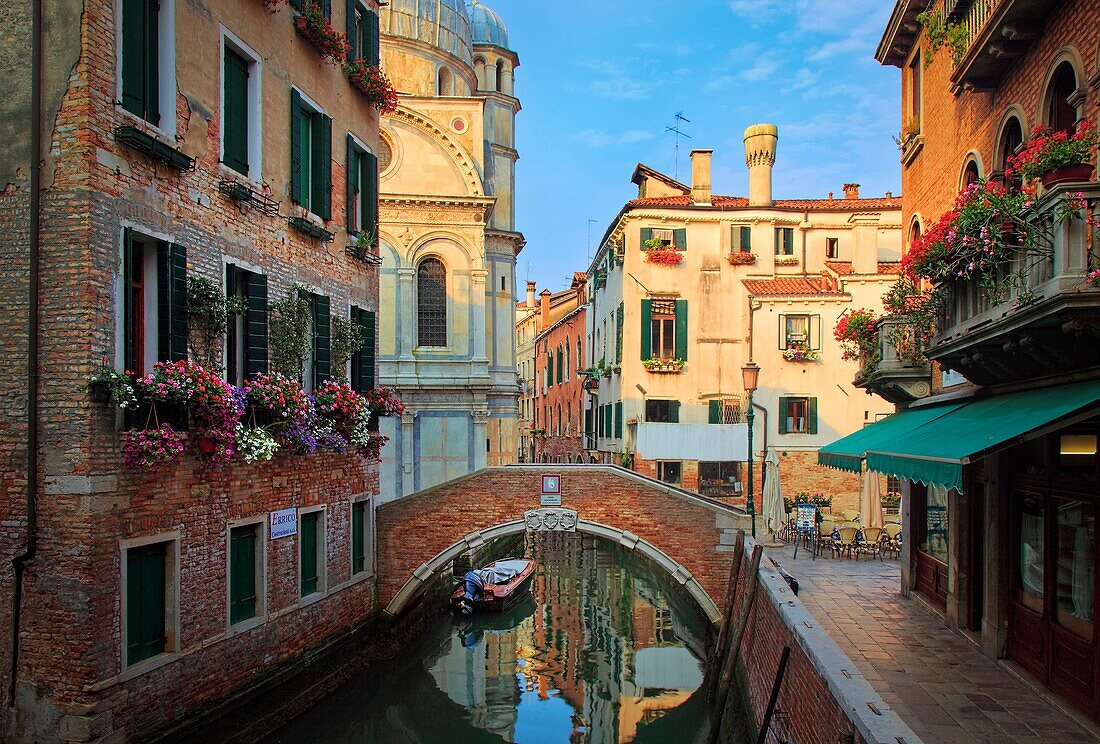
{"left": 762, "top": 447, "right": 786, "bottom": 542}
{"left": 861, "top": 467, "right": 885, "bottom": 528}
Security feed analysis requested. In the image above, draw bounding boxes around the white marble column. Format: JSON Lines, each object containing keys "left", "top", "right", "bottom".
{"left": 470, "top": 269, "right": 489, "bottom": 362}
{"left": 401, "top": 410, "right": 416, "bottom": 497}
{"left": 473, "top": 410, "right": 489, "bottom": 471}
{"left": 397, "top": 267, "right": 416, "bottom": 359}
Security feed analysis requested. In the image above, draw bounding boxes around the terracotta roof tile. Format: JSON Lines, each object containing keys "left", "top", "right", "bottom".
{"left": 628, "top": 195, "right": 900, "bottom": 210}
{"left": 742, "top": 276, "right": 843, "bottom": 297}
{"left": 826, "top": 261, "right": 903, "bottom": 276}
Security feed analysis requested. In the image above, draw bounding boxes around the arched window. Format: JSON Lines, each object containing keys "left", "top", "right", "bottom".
{"left": 998, "top": 116, "right": 1024, "bottom": 187}
{"left": 417, "top": 258, "right": 447, "bottom": 347}
{"left": 576, "top": 338, "right": 582, "bottom": 369}
{"left": 473, "top": 58, "right": 486, "bottom": 91}
{"left": 437, "top": 66, "right": 452, "bottom": 97}
{"left": 1047, "top": 61, "right": 1078, "bottom": 134}
{"left": 495, "top": 61, "right": 504, "bottom": 92}
{"left": 962, "top": 158, "right": 981, "bottom": 187}
{"left": 557, "top": 404, "right": 562, "bottom": 436}
{"left": 909, "top": 218, "right": 922, "bottom": 251}
{"left": 565, "top": 339, "right": 570, "bottom": 380}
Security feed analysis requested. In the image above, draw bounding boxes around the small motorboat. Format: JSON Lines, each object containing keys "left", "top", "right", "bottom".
{"left": 451, "top": 558, "right": 536, "bottom": 615}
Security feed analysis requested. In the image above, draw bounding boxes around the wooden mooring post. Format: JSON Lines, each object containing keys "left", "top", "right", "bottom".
{"left": 708, "top": 543, "right": 763, "bottom": 744}
{"left": 707, "top": 530, "right": 745, "bottom": 706}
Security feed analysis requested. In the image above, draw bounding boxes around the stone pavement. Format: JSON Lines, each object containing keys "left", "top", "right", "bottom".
{"left": 767, "top": 544, "right": 1100, "bottom": 743}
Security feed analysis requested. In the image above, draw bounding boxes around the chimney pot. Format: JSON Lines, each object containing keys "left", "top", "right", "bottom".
{"left": 539, "top": 289, "right": 550, "bottom": 329}
{"left": 526, "top": 280, "right": 536, "bottom": 309}
{"left": 885, "top": 191, "right": 893, "bottom": 199}
{"left": 843, "top": 183, "right": 860, "bottom": 200}
{"left": 690, "top": 149, "right": 713, "bottom": 205}
{"left": 743, "top": 124, "right": 778, "bottom": 207}
{"left": 828, "top": 191, "right": 834, "bottom": 201}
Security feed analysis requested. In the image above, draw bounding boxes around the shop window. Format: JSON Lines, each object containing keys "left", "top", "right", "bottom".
{"left": 228, "top": 523, "right": 261, "bottom": 627}
{"left": 778, "top": 396, "right": 817, "bottom": 434}
{"left": 657, "top": 461, "right": 682, "bottom": 485}
{"left": 645, "top": 399, "right": 680, "bottom": 423}
{"left": 1018, "top": 493, "right": 1045, "bottom": 613}
{"left": 699, "top": 461, "right": 741, "bottom": 497}
{"left": 1055, "top": 498, "right": 1094, "bottom": 640}
{"left": 922, "top": 485, "right": 950, "bottom": 566}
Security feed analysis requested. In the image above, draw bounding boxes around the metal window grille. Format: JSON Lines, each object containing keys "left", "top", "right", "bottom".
{"left": 417, "top": 258, "right": 447, "bottom": 347}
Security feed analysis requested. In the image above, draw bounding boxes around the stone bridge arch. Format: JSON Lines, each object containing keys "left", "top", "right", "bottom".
{"left": 375, "top": 465, "right": 752, "bottom": 622}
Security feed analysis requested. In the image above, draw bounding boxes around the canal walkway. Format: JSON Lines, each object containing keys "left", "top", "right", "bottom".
{"left": 768, "top": 544, "right": 1100, "bottom": 744}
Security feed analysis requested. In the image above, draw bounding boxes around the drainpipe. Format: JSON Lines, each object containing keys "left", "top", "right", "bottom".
{"left": 11, "top": 0, "right": 43, "bottom": 707}
{"left": 801, "top": 209, "right": 809, "bottom": 277}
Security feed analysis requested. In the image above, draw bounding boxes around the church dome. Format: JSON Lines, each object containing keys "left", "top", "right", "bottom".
{"left": 468, "top": 0, "right": 509, "bottom": 49}
{"left": 383, "top": 0, "right": 473, "bottom": 64}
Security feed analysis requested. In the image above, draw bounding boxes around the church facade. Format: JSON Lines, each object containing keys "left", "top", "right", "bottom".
{"left": 376, "top": 0, "right": 522, "bottom": 501}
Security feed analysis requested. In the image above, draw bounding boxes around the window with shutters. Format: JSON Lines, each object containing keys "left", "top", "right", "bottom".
{"left": 290, "top": 90, "right": 332, "bottom": 219}
{"left": 657, "top": 461, "right": 682, "bottom": 485}
{"left": 351, "top": 497, "right": 374, "bottom": 577}
{"left": 731, "top": 225, "right": 752, "bottom": 253}
{"left": 640, "top": 227, "right": 687, "bottom": 250}
{"left": 228, "top": 522, "right": 263, "bottom": 628}
{"left": 225, "top": 265, "right": 268, "bottom": 386}
{"left": 350, "top": 305, "right": 376, "bottom": 395}
{"left": 299, "top": 508, "right": 326, "bottom": 598}
{"left": 614, "top": 402, "right": 623, "bottom": 439}
{"left": 779, "top": 314, "right": 821, "bottom": 350}
{"left": 119, "top": 0, "right": 174, "bottom": 131}
{"left": 122, "top": 536, "right": 178, "bottom": 667}
{"left": 346, "top": 135, "right": 378, "bottom": 236}
{"left": 826, "top": 237, "right": 839, "bottom": 259}
{"left": 417, "top": 258, "right": 447, "bottom": 347}
{"left": 645, "top": 399, "right": 679, "bottom": 423}
{"left": 348, "top": 1, "right": 379, "bottom": 65}
{"left": 304, "top": 292, "right": 331, "bottom": 391}
{"left": 615, "top": 302, "right": 624, "bottom": 364}
{"left": 709, "top": 397, "right": 744, "bottom": 424}
{"left": 120, "top": 230, "right": 188, "bottom": 377}
{"left": 779, "top": 396, "right": 818, "bottom": 435}
{"left": 221, "top": 36, "right": 262, "bottom": 178}
{"left": 649, "top": 300, "right": 676, "bottom": 359}
{"left": 774, "top": 227, "right": 794, "bottom": 256}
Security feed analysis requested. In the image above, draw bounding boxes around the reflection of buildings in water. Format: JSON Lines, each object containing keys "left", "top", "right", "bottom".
{"left": 428, "top": 626, "right": 521, "bottom": 742}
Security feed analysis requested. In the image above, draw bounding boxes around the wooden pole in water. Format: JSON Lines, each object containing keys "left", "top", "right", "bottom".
{"left": 707, "top": 530, "right": 745, "bottom": 706}
{"left": 708, "top": 544, "right": 763, "bottom": 744}
{"left": 756, "top": 646, "right": 791, "bottom": 744}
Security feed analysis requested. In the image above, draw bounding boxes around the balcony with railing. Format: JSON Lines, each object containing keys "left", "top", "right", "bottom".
{"left": 854, "top": 318, "right": 934, "bottom": 404}
{"left": 948, "top": 0, "right": 1058, "bottom": 91}
{"left": 928, "top": 184, "right": 1100, "bottom": 385}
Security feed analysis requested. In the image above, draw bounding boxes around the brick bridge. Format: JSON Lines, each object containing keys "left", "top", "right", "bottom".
{"left": 375, "top": 465, "right": 752, "bottom": 622}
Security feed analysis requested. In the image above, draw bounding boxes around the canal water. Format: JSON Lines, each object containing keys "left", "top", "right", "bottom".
{"left": 267, "top": 533, "right": 712, "bottom": 743}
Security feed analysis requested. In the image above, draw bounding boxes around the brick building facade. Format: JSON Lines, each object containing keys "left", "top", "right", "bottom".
{"left": 530, "top": 275, "right": 588, "bottom": 463}
{"left": 0, "top": 0, "right": 386, "bottom": 739}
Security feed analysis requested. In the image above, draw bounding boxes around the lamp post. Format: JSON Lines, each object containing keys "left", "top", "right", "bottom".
{"left": 741, "top": 361, "right": 760, "bottom": 537}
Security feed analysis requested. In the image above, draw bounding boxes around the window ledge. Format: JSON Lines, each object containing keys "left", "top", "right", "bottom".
{"left": 115, "top": 105, "right": 176, "bottom": 142}
{"left": 901, "top": 135, "right": 924, "bottom": 167}
{"left": 117, "top": 650, "right": 180, "bottom": 684}
{"left": 298, "top": 589, "right": 329, "bottom": 608}
{"left": 226, "top": 614, "right": 267, "bottom": 638}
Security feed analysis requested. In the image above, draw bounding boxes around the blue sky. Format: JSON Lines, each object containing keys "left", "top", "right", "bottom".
{"left": 502, "top": 0, "right": 902, "bottom": 293}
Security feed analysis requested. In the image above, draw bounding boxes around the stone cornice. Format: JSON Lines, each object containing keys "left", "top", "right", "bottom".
{"left": 379, "top": 194, "right": 495, "bottom": 225}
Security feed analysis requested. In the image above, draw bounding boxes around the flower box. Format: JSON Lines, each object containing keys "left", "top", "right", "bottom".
{"left": 294, "top": 7, "right": 349, "bottom": 64}
{"left": 345, "top": 60, "right": 398, "bottom": 114}
{"left": 642, "top": 358, "right": 685, "bottom": 373}
{"left": 1040, "top": 163, "right": 1095, "bottom": 189}
{"left": 727, "top": 252, "right": 756, "bottom": 266}
{"left": 782, "top": 343, "right": 820, "bottom": 362}
{"left": 114, "top": 126, "right": 195, "bottom": 171}
{"left": 288, "top": 216, "right": 335, "bottom": 242}
{"left": 644, "top": 246, "right": 684, "bottom": 266}
{"left": 774, "top": 255, "right": 799, "bottom": 266}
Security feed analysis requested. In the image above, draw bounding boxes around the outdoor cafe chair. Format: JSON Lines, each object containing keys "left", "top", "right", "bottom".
{"left": 884, "top": 523, "right": 902, "bottom": 558}
{"left": 841, "top": 509, "right": 860, "bottom": 522}
{"left": 860, "top": 526, "right": 884, "bottom": 559}
{"left": 817, "top": 520, "right": 835, "bottom": 557}
{"left": 832, "top": 526, "right": 859, "bottom": 559}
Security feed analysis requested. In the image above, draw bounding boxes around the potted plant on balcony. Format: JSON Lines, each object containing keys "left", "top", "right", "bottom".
{"left": 727, "top": 251, "right": 756, "bottom": 266}
{"left": 834, "top": 308, "right": 879, "bottom": 362}
{"left": 643, "top": 237, "right": 684, "bottom": 266}
{"left": 344, "top": 59, "right": 399, "bottom": 114}
{"left": 89, "top": 364, "right": 139, "bottom": 409}
{"left": 782, "top": 341, "right": 819, "bottom": 363}
{"left": 642, "top": 357, "right": 685, "bottom": 373}
{"left": 294, "top": 2, "right": 349, "bottom": 65}
{"left": 1009, "top": 120, "right": 1097, "bottom": 188}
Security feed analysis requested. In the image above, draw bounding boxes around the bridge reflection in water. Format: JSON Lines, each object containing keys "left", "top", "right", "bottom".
{"left": 267, "top": 533, "right": 712, "bottom": 743}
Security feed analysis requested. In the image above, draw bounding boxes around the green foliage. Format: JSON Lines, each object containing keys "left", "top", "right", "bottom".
{"left": 187, "top": 276, "right": 246, "bottom": 369}
{"left": 330, "top": 315, "right": 365, "bottom": 382}
{"left": 268, "top": 287, "right": 312, "bottom": 378}
{"left": 917, "top": 9, "right": 968, "bottom": 66}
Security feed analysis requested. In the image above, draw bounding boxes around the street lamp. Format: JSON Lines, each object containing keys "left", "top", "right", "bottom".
{"left": 741, "top": 361, "right": 760, "bottom": 537}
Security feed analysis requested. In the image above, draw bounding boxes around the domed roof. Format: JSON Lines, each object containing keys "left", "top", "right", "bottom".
{"left": 468, "top": 0, "right": 509, "bottom": 49}
{"left": 383, "top": 0, "right": 473, "bottom": 64}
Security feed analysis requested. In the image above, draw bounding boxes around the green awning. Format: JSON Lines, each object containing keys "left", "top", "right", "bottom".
{"left": 817, "top": 402, "right": 964, "bottom": 472}
{"left": 865, "top": 380, "right": 1100, "bottom": 493}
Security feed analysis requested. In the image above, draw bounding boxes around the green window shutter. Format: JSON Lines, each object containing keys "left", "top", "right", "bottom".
{"left": 547, "top": 353, "right": 553, "bottom": 387}
{"left": 556, "top": 349, "right": 563, "bottom": 384}
{"left": 157, "top": 243, "right": 188, "bottom": 362}
{"left": 123, "top": 229, "right": 135, "bottom": 372}
{"left": 346, "top": 0, "right": 358, "bottom": 61}
{"left": 369, "top": 10, "right": 380, "bottom": 65}
{"left": 245, "top": 272, "right": 268, "bottom": 377}
{"left": 673, "top": 228, "right": 687, "bottom": 251}
{"left": 313, "top": 294, "right": 331, "bottom": 387}
{"left": 740, "top": 226, "right": 752, "bottom": 252}
{"left": 226, "top": 264, "right": 239, "bottom": 382}
{"left": 223, "top": 48, "right": 250, "bottom": 174}
{"left": 313, "top": 114, "right": 333, "bottom": 220}
{"left": 290, "top": 90, "right": 304, "bottom": 206}
{"left": 352, "top": 501, "right": 365, "bottom": 574}
{"left": 353, "top": 307, "right": 376, "bottom": 394}
{"left": 808, "top": 397, "right": 818, "bottom": 435}
{"left": 614, "top": 402, "right": 623, "bottom": 439}
{"left": 669, "top": 400, "right": 680, "bottom": 423}
{"left": 126, "top": 543, "right": 166, "bottom": 665}
{"left": 674, "top": 299, "right": 688, "bottom": 361}
{"left": 640, "top": 299, "right": 652, "bottom": 360}
{"left": 709, "top": 400, "right": 721, "bottom": 424}
{"left": 363, "top": 150, "right": 378, "bottom": 239}
{"left": 778, "top": 397, "right": 790, "bottom": 434}
{"left": 300, "top": 512, "right": 319, "bottom": 596}
{"left": 229, "top": 525, "right": 257, "bottom": 625}
{"left": 346, "top": 135, "right": 357, "bottom": 232}
{"left": 774, "top": 229, "right": 780, "bottom": 255}
{"left": 121, "top": 0, "right": 159, "bottom": 124}
{"left": 640, "top": 227, "right": 653, "bottom": 247}
{"left": 322, "top": 0, "right": 332, "bottom": 19}
{"left": 604, "top": 405, "right": 612, "bottom": 438}
{"left": 616, "top": 302, "right": 624, "bottom": 364}
{"left": 597, "top": 405, "right": 603, "bottom": 438}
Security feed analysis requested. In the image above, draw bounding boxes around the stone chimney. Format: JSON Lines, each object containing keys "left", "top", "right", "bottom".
{"left": 690, "top": 149, "right": 713, "bottom": 205}
{"left": 743, "top": 124, "right": 778, "bottom": 207}
{"left": 539, "top": 289, "right": 551, "bottom": 330}
{"left": 526, "top": 280, "right": 536, "bottom": 309}
{"left": 843, "top": 183, "right": 860, "bottom": 200}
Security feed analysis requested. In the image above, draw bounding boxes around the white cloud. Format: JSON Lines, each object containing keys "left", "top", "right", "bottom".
{"left": 572, "top": 129, "right": 657, "bottom": 149}
{"left": 741, "top": 51, "right": 783, "bottom": 82}
{"left": 577, "top": 60, "right": 652, "bottom": 101}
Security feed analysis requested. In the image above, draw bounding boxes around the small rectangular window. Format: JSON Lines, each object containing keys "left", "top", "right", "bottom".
{"left": 779, "top": 396, "right": 817, "bottom": 434}
{"left": 350, "top": 2, "right": 380, "bottom": 65}
{"left": 826, "top": 237, "right": 839, "bottom": 259}
{"left": 779, "top": 314, "right": 821, "bottom": 351}
{"left": 299, "top": 510, "right": 324, "bottom": 597}
{"left": 222, "top": 46, "right": 251, "bottom": 175}
{"left": 291, "top": 91, "right": 332, "bottom": 219}
{"left": 732, "top": 225, "right": 752, "bottom": 253}
{"left": 657, "top": 461, "right": 682, "bottom": 485}
{"left": 699, "top": 461, "right": 742, "bottom": 497}
{"left": 774, "top": 227, "right": 794, "bottom": 256}
{"left": 352, "top": 500, "right": 369, "bottom": 575}
{"left": 229, "top": 524, "right": 260, "bottom": 626}
{"left": 122, "top": 230, "right": 187, "bottom": 376}
{"left": 226, "top": 265, "right": 268, "bottom": 385}
{"left": 645, "top": 399, "right": 679, "bottom": 423}
{"left": 649, "top": 299, "right": 676, "bottom": 359}
{"left": 125, "top": 541, "right": 170, "bottom": 666}
{"left": 120, "top": 0, "right": 162, "bottom": 126}
{"left": 347, "top": 136, "right": 378, "bottom": 236}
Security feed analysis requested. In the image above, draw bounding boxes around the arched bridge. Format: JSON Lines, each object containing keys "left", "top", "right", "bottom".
{"left": 375, "top": 465, "right": 753, "bottom": 622}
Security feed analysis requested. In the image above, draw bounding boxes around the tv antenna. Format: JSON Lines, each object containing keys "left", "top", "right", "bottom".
{"left": 665, "top": 111, "right": 692, "bottom": 181}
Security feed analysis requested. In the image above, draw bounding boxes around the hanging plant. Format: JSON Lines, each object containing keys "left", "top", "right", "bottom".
{"left": 90, "top": 364, "right": 139, "bottom": 409}
{"left": 1007, "top": 121, "right": 1097, "bottom": 183}
{"left": 122, "top": 424, "right": 186, "bottom": 471}
{"left": 235, "top": 423, "right": 279, "bottom": 463}
{"left": 187, "top": 276, "right": 246, "bottom": 370}
{"left": 834, "top": 308, "right": 880, "bottom": 362}
{"left": 268, "top": 288, "right": 311, "bottom": 377}
{"left": 294, "top": 3, "right": 350, "bottom": 65}
{"left": 260, "top": 0, "right": 288, "bottom": 13}
{"left": 916, "top": 9, "right": 968, "bottom": 66}
{"left": 314, "top": 379, "right": 367, "bottom": 437}
{"left": 344, "top": 59, "right": 399, "bottom": 114}
{"left": 330, "top": 315, "right": 365, "bottom": 382}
